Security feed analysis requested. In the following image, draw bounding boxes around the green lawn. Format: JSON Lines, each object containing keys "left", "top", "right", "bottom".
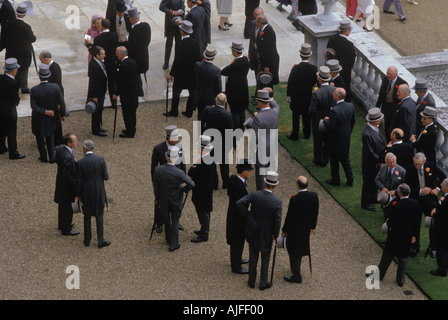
{"left": 249, "top": 83, "right": 448, "bottom": 300}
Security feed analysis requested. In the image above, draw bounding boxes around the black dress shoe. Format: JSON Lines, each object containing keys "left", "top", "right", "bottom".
{"left": 163, "top": 111, "right": 178, "bottom": 117}
{"left": 325, "top": 179, "right": 340, "bottom": 186}
{"left": 232, "top": 268, "right": 249, "bottom": 274}
{"left": 259, "top": 283, "right": 272, "bottom": 291}
{"left": 191, "top": 236, "right": 208, "bottom": 243}
{"left": 100, "top": 128, "right": 108, "bottom": 133}
{"left": 400, "top": 16, "right": 406, "bottom": 22}
{"left": 38, "top": 157, "right": 48, "bottom": 163}
{"left": 163, "top": 63, "right": 169, "bottom": 70}
{"left": 169, "top": 244, "right": 181, "bottom": 252}
{"left": 62, "top": 230, "right": 80, "bottom": 236}
{"left": 194, "top": 230, "right": 202, "bottom": 235}
{"left": 284, "top": 275, "right": 302, "bottom": 283}
{"left": 383, "top": 9, "right": 395, "bottom": 14}
{"left": 10, "top": 152, "right": 26, "bottom": 160}
{"left": 182, "top": 111, "right": 192, "bottom": 118}
{"left": 287, "top": 134, "right": 298, "bottom": 141}
{"left": 93, "top": 131, "right": 107, "bottom": 137}
{"left": 430, "top": 270, "right": 447, "bottom": 277}
{"left": 178, "top": 224, "right": 185, "bottom": 231}
{"left": 363, "top": 205, "right": 376, "bottom": 212}
{"left": 346, "top": 179, "right": 353, "bottom": 186}
{"left": 119, "top": 133, "right": 134, "bottom": 138}
{"left": 84, "top": 241, "right": 90, "bottom": 247}
{"left": 248, "top": 282, "right": 255, "bottom": 289}
{"left": 98, "top": 240, "right": 111, "bottom": 248}
{"left": 241, "top": 259, "right": 249, "bottom": 264}
{"left": 156, "top": 225, "right": 163, "bottom": 233}
{"left": 0, "top": 147, "right": 8, "bottom": 154}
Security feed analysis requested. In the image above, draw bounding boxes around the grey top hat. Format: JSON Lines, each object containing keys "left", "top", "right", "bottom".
{"left": 317, "top": 66, "right": 332, "bottom": 82}
{"left": 338, "top": 19, "right": 352, "bottom": 32}
{"left": 179, "top": 20, "right": 193, "bottom": 34}
{"left": 16, "top": 2, "right": 28, "bottom": 15}
{"left": 203, "top": 45, "right": 217, "bottom": 59}
{"left": 299, "top": 43, "right": 312, "bottom": 57}
{"left": 38, "top": 64, "right": 51, "bottom": 79}
{"left": 327, "top": 59, "right": 342, "bottom": 73}
{"left": 197, "top": 135, "right": 212, "bottom": 148}
{"left": 318, "top": 118, "right": 327, "bottom": 132}
{"left": 381, "top": 222, "right": 388, "bottom": 234}
{"left": 377, "top": 190, "right": 392, "bottom": 207}
{"left": 128, "top": 7, "right": 140, "bottom": 19}
{"left": 165, "top": 145, "right": 182, "bottom": 162}
{"left": 166, "top": 125, "right": 182, "bottom": 141}
{"left": 3, "top": 58, "right": 20, "bottom": 72}
{"left": 85, "top": 99, "right": 97, "bottom": 114}
{"left": 255, "top": 89, "right": 271, "bottom": 102}
{"left": 420, "top": 106, "right": 437, "bottom": 119}
{"left": 230, "top": 41, "right": 244, "bottom": 53}
{"left": 425, "top": 216, "right": 433, "bottom": 228}
{"left": 257, "top": 71, "right": 273, "bottom": 85}
{"left": 276, "top": 234, "right": 287, "bottom": 249}
{"left": 71, "top": 200, "right": 83, "bottom": 214}
{"left": 413, "top": 78, "right": 428, "bottom": 92}
{"left": 264, "top": 171, "right": 279, "bottom": 185}
{"left": 366, "top": 107, "right": 384, "bottom": 122}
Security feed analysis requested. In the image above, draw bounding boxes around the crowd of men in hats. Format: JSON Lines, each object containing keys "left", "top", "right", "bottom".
{"left": 1, "top": 0, "right": 448, "bottom": 290}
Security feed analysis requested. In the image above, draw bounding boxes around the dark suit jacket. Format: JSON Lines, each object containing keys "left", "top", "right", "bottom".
{"left": 159, "top": 0, "right": 185, "bottom": 37}
{"left": 389, "top": 97, "right": 416, "bottom": 141}
{"left": 193, "top": 61, "right": 222, "bottom": 111}
{"left": 331, "top": 74, "right": 345, "bottom": 89}
{"left": 0, "top": 74, "right": 20, "bottom": 120}
{"left": 188, "top": 154, "right": 214, "bottom": 212}
{"left": 255, "top": 24, "right": 280, "bottom": 85}
{"left": 77, "top": 153, "right": 109, "bottom": 217}
{"left": 0, "top": 0, "right": 16, "bottom": 50}
{"left": 299, "top": 0, "right": 318, "bottom": 15}
{"left": 226, "top": 174, "right": 249, "bottom": 245}
{"left": 385, "top": 197, "right": 421, "bottom": 258}
{"left": 116, "top": 56, "right": 143, "bottom": 99}
{"left": 4, "top": 18, "right": 36, "bottom": 66}
{"left": 198, "top": 0, "right": 211, "bottom": 44}
{"left": 48, "top": 61, "right": 64, "bottom": 96}
{"left": 415, "top": 93, "right": 436, "bottom": 133}
{"left": 287, "top": 61, "right": 317, "bottom": 114}
{"left": 31, "top": 82, "right": 66, "bottom": 138}
{"left": 282, "top": 190, "right": 319, "bottom": 257}
{"left": 434, "top": 197, "right": 448, "bottom": 250}
{"left": 324, "top": 100, "right": 355, "bottom": 160}
{"left": 309, "top": 84, "right": 336, "bottom": 121}
{"left": 382, "top": 141, "right": 414, "bottom": 169}
{"left": 236, "top": 190, "right": 282, "bottom": 252}
{"left": 375, "top": 76, "right": 408, "bottom": 109}
{"left": 127, "top": 22, "right": 151, "bottom": 73}
{"left": 362, "top": 124, "right": 385, "bottom": 181}
{"left": 109, "top": 13, "right": 132, "bottom": 35}
{"left": 151, "top": 140, "right": 186, "bottom": 181}
{"left": 54, "top": 146, "right": 78, "bottom": 204}
{"left": 202, "top": 105, "right": 234, "bottom": 157}
{"left": 185, "top": 5, "right": 207, "bottom": 54}
{"left": 87, "top": 58, "right": 108, "bottom": 100}
{"left": 170, "top": 36, "right": 201, "bottom": 87}
{"left": 221, "top": 56, "right": 250, "bottom": 112}
{"left": 92, "top": 30, "right": 119, "bottom": 90}
{"left": 326, "top": 35, "right": 355, "bottom": 83}
{"left": 405, "top": 161, "right": 446, "bottom": 201}
{"left": 413, "top": 122, "right": 437, "bottom": 165}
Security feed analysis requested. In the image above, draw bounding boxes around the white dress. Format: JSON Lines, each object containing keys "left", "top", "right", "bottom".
{"left": 357, "top": 0, "right": 375, "bottom": 17}
{"left": 217, "top": 0, "right": 233, "bottom": 17}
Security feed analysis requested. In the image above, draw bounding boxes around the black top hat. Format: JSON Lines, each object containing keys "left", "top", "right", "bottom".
{"left": 236, "top": 159, "right": 254, "bottom": 171}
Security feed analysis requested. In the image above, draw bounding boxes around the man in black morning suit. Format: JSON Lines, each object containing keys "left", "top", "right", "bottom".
{"left": 113, "top": 46, "right": 143, "bottom": 138}
{"left": 221, "top": 41, "right": 250, "bottom": 131}
{"left": 254, "top": 15, "right": 280, "bottom": 88}
{"left": 410, "top": 106, "right": 437, "bottom": 165}
{"left": 323, "top": 88, "right": 355, "bottom": 186}
{"left": 192, "top": 45, "right": 222, "bottom": 121}
{"left": 159, "top": 0, "right": 185, "bottom": 70}
{"left": 31, "top": 64, "right": 66, "bottom": 163}
{"left": 202, "top": 93, "right": 234, "bottom": 190}
{"left": 127, "top": 7, "right": 151, "bottom": 76}
{"left": 0, "top": 58, "right": 25, "bottom": 160}
{"left": 286, "top": 43, "right": 317, "bottom": 141}
{"left": 244, "top": 0, "right": 260, "bottom": 39}
{"left": 389, "top": 84, "right": 416, "bottom": 141}
{"left": 77, "top": 140, "right": 111, "bottom": 248}
{"left": 165, "top": 20, "right": 201, "bottom": 118}
{"left": 375, "top": 66, "right": 407, "bottom": 137}
{"left": 382, "top": 128, "right": 414, "bottom": 169}
{"left": 151, "top": 125, "right": 186, "bottom": 233}
{"left": 185, "top": 0, "right": 207, "bottom": 57}
{"left": 326, "top": 20, "right": 356, "bottom": 102}
{"left": 405, "top": 152, "right": 446, "bottom": 257}
{"left": 282, "top": 176, "right": 319, "bottom": 284}
{"left": 108, "top": 1, "right": 132, "bottom": 43}
{"left": 87, "top": 46, "right": 108, "bottom": 137}
{"left": 54, "top": 133, "right": 80, "bottom": 236}
{"left": 431, "top": 178, "right": 448, "bottom": 277}
{"left": 226, "top": 160, "right": 253, "bottom": 274}
{"left": 3, "top": 3, "right": 36, "bottom": 93}
{"left": 309, "top": 66, "right": 335, "bottom": 167}
{"left": 413, "top": 78, "right": 436, "bottom": 134}
{"left": 361, "top": 108, "right": 386, "bottom": 211}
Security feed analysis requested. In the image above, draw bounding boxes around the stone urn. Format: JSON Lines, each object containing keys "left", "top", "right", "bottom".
{"left": 316, "top": 0, "right": 341, "bottom": 24}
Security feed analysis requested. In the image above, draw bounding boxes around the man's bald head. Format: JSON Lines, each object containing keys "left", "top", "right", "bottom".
{"left": 296, "top": 176, "right": 308, "bottom": 189}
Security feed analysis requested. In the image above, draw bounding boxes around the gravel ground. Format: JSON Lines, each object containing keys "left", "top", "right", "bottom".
{"left": 0, "top": 100, "right": 427, "bottom": 301}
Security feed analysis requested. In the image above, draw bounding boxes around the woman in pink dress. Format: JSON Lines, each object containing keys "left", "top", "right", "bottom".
{"left": 85, "top": 14, "right": 103, "bottom": 63}
{"left": 346, "top": 0, "right": 358, "bottom": 19}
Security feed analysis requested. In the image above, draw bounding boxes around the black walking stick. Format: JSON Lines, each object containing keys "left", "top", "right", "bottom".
{"left": 149, "top": 202, "right": 159, "bottom": 242}
{"left": 270, "top": 240, "right": 277, "bottom": 285}
{"left": 165, "top": 78, "right": 169, "bottom": 123}
{"left": 112, "top": 97, "right": 118, "bottom": 141}
{"left": 309, "top": 253, "right": 313, "bottom": 278}
{"left": 31, "top": 44, "right": 38, "bottom": 75}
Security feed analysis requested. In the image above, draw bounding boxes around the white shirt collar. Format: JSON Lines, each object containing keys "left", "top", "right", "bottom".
{"left": 237, "top": 175, "right": 246, "bottom": 184}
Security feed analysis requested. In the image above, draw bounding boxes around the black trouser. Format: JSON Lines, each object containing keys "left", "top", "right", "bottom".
{"left": 171, "top": 81, "right": 195, "bottom": 116}
{"left": 194, "top": 203, "right": 210, "bottom": 239}
{"left": 161, "top": 203, "right": 181, "bottom": 250}
{"left": 36, "top": 135, "right": 55, "bottom": 162}
{"left": 311, "top": 118, "right": 329, "bottom": 166}
{"left": 291, "top": 109, "right": 311, "bottom": 139}
{"left": 381, "top": 102, "right": 396, "bottom": 138}
{"left": 435, "top": 245, "right": 448, "bottom": 276}
{"left": 164, "top": 31, "right": 181, "bottom": 65}
{"left": 121, "top": 95, "right": 138, "bottom": 137}
{"left": 212, "top": 163, "right": 229, "bottom": 189}
{"left": 91, "top": 96, "right": 105, "bottom": 134}
{"left": 341, "top": 68, "right": 352, "bottom": 102}
{"left": 0, "top": 116, "right": 18, "bottom": 156}
{"left": 288, "top": 252, "right": 303, "bottom": 282}
{"left": 230, "top": 237, "right": 246, "bottom": 272}
{"left": 54, "top": 121, "right": 63, "bottom": 147}
{"left": 378, "top": 247, "right": 408, "bottom": 286}
{"left": 330, "top": 155, "right": 353, "bottom": 184}
{"left": 361, "top": 167, "right": 379, "bottom": 208}
{"left": 83, "top": 213, "right": 105, "bottom": 245}
{"left": 231, "top": 108, "right": 245, "bottom": 131}
{"left": 248, "top": 245, "right": 272, "bottom": 288}
{"left": 58, "top": 202, "right": 74, "bottom": 234}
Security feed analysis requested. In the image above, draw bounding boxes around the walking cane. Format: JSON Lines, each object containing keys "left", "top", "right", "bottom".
{"left": 165, "top": 78, "right": 169, "bottom": 123}
{"left": 309, "top": 253, "right": 313, "bottom": 278}
{"left": 149, "top": 202, "right": 158, "bottom": 242}
{"left": 112, "top": 97, "right": 118, "bottom": 141}
{"left": 270, "top": 239, "right": 277, "bottom": 285}
{"left": 31, "top": 44, "right": 38, "bottom": 75}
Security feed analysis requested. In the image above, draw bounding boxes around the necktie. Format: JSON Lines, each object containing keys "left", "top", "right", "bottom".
{"left": 387, "top": 81, "right": 392, "bottom": 92}
{"left": 388, "top": 169, "right": 393, "bottom": 179}
{"left": 119, "top": 18, "right": 122, "bottom": 25}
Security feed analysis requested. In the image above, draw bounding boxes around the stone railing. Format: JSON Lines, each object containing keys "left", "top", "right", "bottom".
{"left": 298, "top": 13, "right": 448, "bottom": 171}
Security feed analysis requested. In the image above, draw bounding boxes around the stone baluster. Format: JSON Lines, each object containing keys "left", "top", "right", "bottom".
{"left": 438, "top": 129, "right": 448, "bottom": 170}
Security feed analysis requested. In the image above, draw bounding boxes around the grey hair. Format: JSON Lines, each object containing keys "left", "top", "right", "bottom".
{"left": 399, "top": 84, "right": 411, "bottom": 95}
{"left": 398, "top": 183, "right": 411, "bottom": 197}
{"left": 256, "top": 15, "right": 268, "bottom": 25}
{"left": 385, "top": 152, "right": 396, "bottom": 161}
{"left": 442, "top": 178, "right": 448, "bottom": 190}
{"left": 39, "top": 50, "right": 52, "bottom": 60}
{"left": 414, "top": 152, "right": 426, "bottom": 162}
{"left": 83, "top": 140, "right": 95, "bottom": 151}
{"left": 117, "top": 46, "right": 128, "bottom": 56}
